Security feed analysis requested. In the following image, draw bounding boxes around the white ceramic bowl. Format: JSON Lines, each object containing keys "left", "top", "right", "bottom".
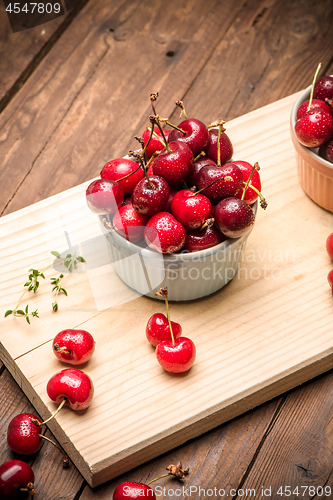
{"left": 99, "top": 202, "right": 257, "bottom": 301}
{"left": 290, "top": 84, "right": 333, "bottom": 213}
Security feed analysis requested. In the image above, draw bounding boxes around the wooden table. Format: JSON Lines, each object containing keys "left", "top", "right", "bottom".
{"left": 1, "top": 0, "right": 333, "bottom": 498}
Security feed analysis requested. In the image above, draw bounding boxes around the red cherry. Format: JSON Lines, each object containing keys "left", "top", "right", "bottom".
{"left": 0, "top": 460, "right": 35, "bottom": 499}
{"left": 197, "top": 163, "right": 243, "bottom": 204}
{"left": 146, "top": 313, "right": 182, "bottom": 347}
{"left": 156, "top": 337, "right": 196, "bottom": 373}
{"left": 144, "top": 212, "right": 186, "bottom": 253}
{"left": 101, "top": 158, "right": 144, "bottom": 195}
{"left": 171, "top": 189, "right": 212, "bottom": 230}
{"left": 46, "top": 368, "right": 94, "bottom": 411}
{"left": 86, "top": 179, "right": 124, "bottom": 215}
{"left": 52, "top": 329, "right": 95, "bottom": 365}
{"left": 185, "top": 224, "right": 225, "bottom": 252}
{"left": 187, "top": 157, "right": 216, "bottom": 188}
{"left": 142, "top": 128, "right": 170, "bottom": 158}
{"left": 168, "top": 118, "right": 209, "bottom": 156}
{"left": 113, "top": 481, "right": 156, "bottom": 500}
{"left": 206, "top": 128, "right": 233, "bottom": 164}
{"left": 113, "top": 204, "right": 150, "bottom": 244}
{"left": 295, "top": 108, "right": 333, "bottom": 148}
{"left": 214, "top": 197, "right": 255, "bottom": 238}
{"left": 132, "top": 175, "right": 170, "bottom": 216}
{"left": 326, "top": 232, "right": 333, "bottom": 260}
{"left": 296, "top": 99, "right": 332, "bottom": 120}
{"left": 7, "top": 414, "right": 42, "bottom": 455}
{"left": 319, "top": 137, "right": 333, "bottom": 164}
{"left": 232, "top": 160, "right": 261, "bottom": 205}
{"left": 152, "top": 141, "right": 193, "bottom": 186}
{"left": 313, "top": 75, "right": 333, "bottom": 101}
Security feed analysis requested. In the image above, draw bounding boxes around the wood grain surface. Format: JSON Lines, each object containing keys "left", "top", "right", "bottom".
{"left": 1, "top": 0, "right": 333, "bottom": 498}
{"left": 1, "top": 92, "right": 333, "bottom": 488}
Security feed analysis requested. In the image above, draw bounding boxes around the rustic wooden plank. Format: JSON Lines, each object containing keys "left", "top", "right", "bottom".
{"left": 0, "top": 0, "right": 247, "bottom": 215}
{"left": 1, "top": 92, "right": 333, "bottom": 487}
{"left": 79, "top": 398, "right": 282, "bottom": 498}
{"left": 0, "top": 2, "right": 67, "bottom": 105}
{"left": 173, "top": 0, "right": 333, "bottom": 123}
{"left": 239, "top": 372, "right": 333, "bottom": 499}
{"left": 0, "top": 368, "right": 85, "bottom": 499}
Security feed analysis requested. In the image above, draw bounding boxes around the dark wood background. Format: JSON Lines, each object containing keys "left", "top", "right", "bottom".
{"left": 1, "top": 0, "right": 333, "bottom": 498}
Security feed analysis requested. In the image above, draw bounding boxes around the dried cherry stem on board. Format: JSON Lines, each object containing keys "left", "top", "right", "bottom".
{"left": 146, "top": 462, "right": 190, "bottom": 485}
{"left": 31, "top": 398, "right": 67, "bottom": 427}
{"left": 20, "top": 483, "right": 36, "bottom": 496}
{"left": 155, "top": 287, "right": 175, "bottom": 346}
{"left": 39, "top": 434, "right": 70, "bottom": 468}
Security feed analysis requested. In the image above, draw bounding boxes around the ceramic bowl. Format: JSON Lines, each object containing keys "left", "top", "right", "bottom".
{"left": 290, "top": 84, "right": 333, "bottom": 213}
{"left": 99, "top": 202, "right": 257, "bottom": 301}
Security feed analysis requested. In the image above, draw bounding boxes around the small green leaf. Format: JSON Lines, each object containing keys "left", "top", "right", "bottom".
{"left": 28, "top": 285, "right": 34, "bottom": 291}
{"left": 24, "top": 282, "right": 31, "bottom": 287}
{"left": 52, "top": 302, "right": 58, "bottom": 312}
{"left": 61, "top": 288, "right": 68, "bottom": 296}
{"left": 26, "top": 316, "right": 31, "bottom": 325}
{"left": 25, "top": 305, "right": 28, "bottom": 313}
{"left": 51, "top": 286, "right": 57, "bottom": 292}
{"left": 33, "top": 269, "right": 39, "bottom": 276}
{"left": 16, "top": 310, "right": 25, "bottom": 315}
{"left": 77, "top": 256, "right": 86, "bottom": 263}
{"left": 51, "top": 251, "right": 61, "bottom": 258}
{"left": 4, "top": 310, "right": 13, "bottom": 317}
{"left": 40, "top": 273, "right": 45, "bottom": 279}
{"left": 31, "top": 310, "right": 39, "bottom": 318}
{"left": 59, "top": 273, "right": 64, "bottom": 279}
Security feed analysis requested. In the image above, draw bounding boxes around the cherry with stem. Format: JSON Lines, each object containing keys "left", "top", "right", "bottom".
{"left": 240, "top": 162, "right": 267, "bottom": 209}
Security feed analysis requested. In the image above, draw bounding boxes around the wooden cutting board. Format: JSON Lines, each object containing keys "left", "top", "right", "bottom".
{"left": 1, "top": 91, "right": 333, "bottom": 487}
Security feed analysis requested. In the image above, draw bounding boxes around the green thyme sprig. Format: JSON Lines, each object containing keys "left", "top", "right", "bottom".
{"left": 5, "top": 250, "right": 86, "bottom": 323}
{"left": 51, "top": 251, "right": 85, "bottom": 271}
{"left": 4, "top": 305, "right": 39, "bottom": 325}
{"left": 51, "top": 274, "right": 67, "bottom": 312}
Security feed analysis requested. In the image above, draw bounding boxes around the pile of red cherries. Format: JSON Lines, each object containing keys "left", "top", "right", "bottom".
{"left": 294, "top": 68, "right": 333, "bottom": 163}
{"left": 86, "top": 95, "right": 267, "bottom": 254}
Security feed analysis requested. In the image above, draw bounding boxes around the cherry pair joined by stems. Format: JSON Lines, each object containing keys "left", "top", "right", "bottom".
{"left": 146, "top": 287, "right": 196, "bottom": 373}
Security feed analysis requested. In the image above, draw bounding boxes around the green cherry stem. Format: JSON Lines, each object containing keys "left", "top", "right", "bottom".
{"left": 142, "top": 123, "right": 155, "bottom": 155}
{"left": 163, "top": 120, "right": 186, "bottom": 135}
{"left": 217, "top": 124, "right": 222, "bottom": 166}
{"left": 241, "top": 163, "right": 258, "bottom": 201}
{"left": 189, "top": 176, "right": 233, "bottom": 196}
{"left": 242, "top": 181, "right": 268, "bottom": 209}
{"left": 146, "top": 127, "right": 167, "bottom": 148}
{"left": 32, "top": 398, "right": 67, "bottom": 427}
{"left": 116, "top": 163, "right": 143, "bottom": 182}
{"left": 193, "top": 151, "right": 206, "bottom": 162}
{"left": 151, "top": 115, "right": 171, "bottom": 153}
{"left": 307, "top": 62, "right": 322, "bottom": 112}
{"left": 146, "top": 473, "right": 172, "bottom": 485}
{"left": 175, "top": 100, "right": 188, "bottom": 120}
{"left": 155, "top": 287, "right": 175, "bottom": 346}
